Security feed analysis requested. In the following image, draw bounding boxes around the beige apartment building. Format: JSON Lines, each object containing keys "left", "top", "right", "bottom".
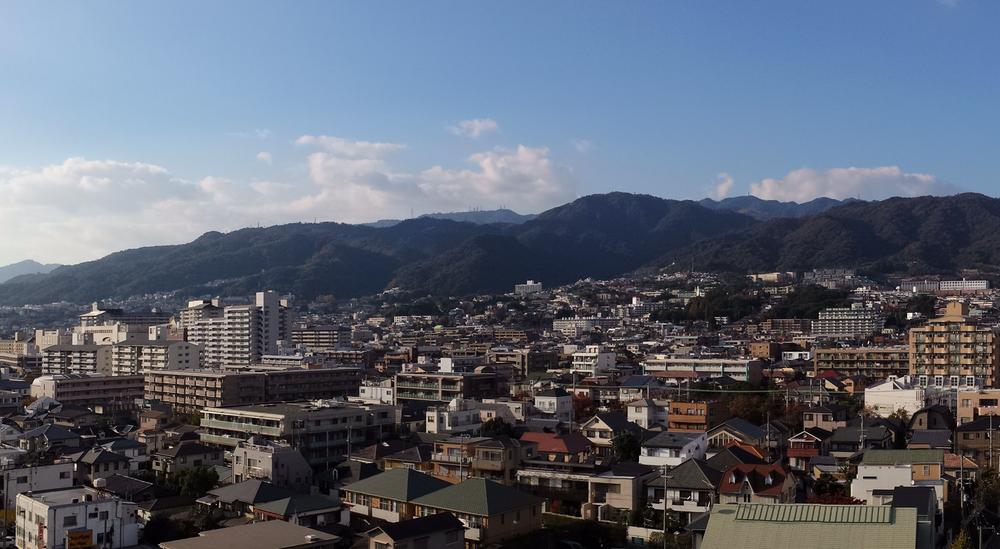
{"left": 813, "top": 346, "right": 910, "bottom": 378}
{"left": 111, "top": 340, "right": 201, "bottom": 376}
{"left": 144, "top": 367, "right": 363, "bottom": 413}
{"left": 41, "top": 344, "right": 112, "bottom": 375}
{"left": 200, "top": 401, "right": 397, "bottom": 468}
{"left": 31, "top": 373, "right": 145, "bottom": 406}
{"left": 909, "top": 301, "right": 1000, "bottom": 388}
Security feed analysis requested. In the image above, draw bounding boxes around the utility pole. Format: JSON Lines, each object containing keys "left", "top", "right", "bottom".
{"left": 990, "top": 415, "right": 995, "bottom": 471}
{"left": 661, "top": 466, "right": 672, "bottom": 549}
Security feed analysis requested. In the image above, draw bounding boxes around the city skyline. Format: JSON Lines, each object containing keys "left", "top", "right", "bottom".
{"left": 2, "top": 0, "right": 998, "bottom": 264}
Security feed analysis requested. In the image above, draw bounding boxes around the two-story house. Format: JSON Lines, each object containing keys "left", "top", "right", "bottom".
{"left": 579, "top": 412, "right": 644, "bottom": 457}
{"left": 850, "top": 449, "right": 946, "bottom": 508}
{"left": 786, "top": 427, "right": 832, "bottom": 471}
{"left": 638, "top": 431, "right": 707, "bottom": 467}
{"left": 341, "top": 468, "right": 451, "bottom": 523}
{"left": 718, "top": 464, "right": 796, "bottom": 504}
{"left": 646, "top": 458, "right": 721, "bottom": 525}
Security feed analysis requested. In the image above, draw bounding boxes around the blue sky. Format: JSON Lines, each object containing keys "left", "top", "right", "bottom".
{"left": 0, "top": 1, "right": 997, "bottom": 264}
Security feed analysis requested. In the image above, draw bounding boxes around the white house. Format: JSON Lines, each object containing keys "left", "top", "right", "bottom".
{"left": 534, "top": 388, "right": 573, "bottom": 422}
{"left": 850, "top": 449, "right": 945, "bottom": 508}
{"left": 639, "top": 431, "right": 707, "bottom": 467}
{"left": 1, "top": 461, "right": 75, "bottom": 509}
{"left": 627, "top": 398, "right": 669, "bottom": 429}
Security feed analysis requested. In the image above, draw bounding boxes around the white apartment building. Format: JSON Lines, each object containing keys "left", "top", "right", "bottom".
{"left": 534, "top": 388, "right": 573, "bottom": 422}
{"left": 642, "top": 355, "right": 764, "bottom": 384}
{"left": 627, "top": 398, "right": 670, "bottom": 429}
{"left": 425, "top": 399, "right": 483, "bottom": 434}
{"left": 864, "top": 375, "right": 952, "bottom": 418}
{"left": 812, "top": 303, "right": 885, "bottom": 338}
{"left": 940, "top": 279, "right": 989, "bottom": 292}
{"left": 1, "top": 462, "right": 75, "bottom": 510}
{"left": 31, "top": 374, "right": 145, "bottom": 406}
{"left": 41, "top": 345, "right": 112, "bottom": 376}
{"left": 111, "top": 340, "right": 201, "bottom": 376}
{"left": 356, "top": 379, "right": 395, "bottom": 405}
{"left": 15, "top": 487, "right": 140, "bottom": 549}
{"left": 184, "top": 291, "right": 291, "bottom": 368}
{"left": 552, "top": 317, "right": 621, "bottom": 338}
{"left": 514, "top": 280, "right": 543, "bottom": 296}
{"left": 570, "top": 345, "right": 616, "bottom": 376}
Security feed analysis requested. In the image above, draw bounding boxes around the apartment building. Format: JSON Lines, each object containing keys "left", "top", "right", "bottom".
{"left": 183, "top": 291, "right": 291, "bottom": 368}
{"left": 812, "top": 346, "right": 910, "bottom": 378}
{"left": 957, "top": 389, "right": 1000, "bottom": 425}
{"left": 0, "top": 333, "right": 40, "bottom": 377}
{"left": 31, "top": 374, "right": 145, "bottom": 406}
{"left": 143, "top": 367, "right": 363, "bottom": 413}
{"left": 290, "top": 325, "right": 351, "bottom": 352}
{"left": 111, "top": 340, "right": 201, "bottom": 376}
{"left": 15, "top": 487, "right": 140, "bottom": 549}
{"left": 639, "top": 432, "right": 707, "bottom": 467}
{"left": 144, "top": 369, "right": 267, "bottom": 412}
{"left": 642, "top": 355, "right": 764, "bottom": 384}
{"left": 534, "top": 388, "right": 572, "bottom": 422}
{"left": 199, "top": 401, "right": 397, "bottom": 468}
{"left": 0, "top": 462, "right": 75, "bottom": 510}
{"left": 552, "top": 317, "right": 621, "bottom": 337}
{"left": 667, "top": 400, "right": 726, "bottom": 432}
{"left": 570, "top": 345, "right": 616, "bottom": 376}
{"left": 41, "top": 344, "right": 112, "bottom": 375}
{"left": 486, "top": 348, "right": 558, "bottom": 377}
{"left": 812, "top": 303, "right": 885, "bottom": 339}
{"left": 394, "top": 371, "right": 506, "bottom": 407}
{"left": 909, "top": 301, "right": 1000, "bottom": 388}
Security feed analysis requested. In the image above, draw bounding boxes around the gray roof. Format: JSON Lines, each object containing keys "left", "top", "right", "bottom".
{"left": 374, "top": 513, "right": 464, "bottom": 541}
{"left": 254, "top": 494, "right": 341, "bottom": 516}
{"left": 651, "top": 458, "right": 723, "bottom": 490}
{"left": 643, "top": 431, "right": 703, "bottom": 449}
{"left": 207, "top": 480, "right": 294, "bottom": 505}
{"left": 411, "top": 478, "right": 541, "bottom": 516}
{"left": 342, "top": 468, "right": 450, "bottom": 501}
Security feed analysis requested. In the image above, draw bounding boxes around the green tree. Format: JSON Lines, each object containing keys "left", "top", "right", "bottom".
{"left": 141, "top": 514, "right": 187, "bottom": 544}
{"left": 612, "top": 431, "right": 641, "bottom": 462}
{"left": 480, "top": 417, "right": 514, "bottom": 437}
{"left": 887, "top": 408, "right": 910, "bottom": 423}
{"left": 161, "top": 467, "right": 219, "bottom": 497}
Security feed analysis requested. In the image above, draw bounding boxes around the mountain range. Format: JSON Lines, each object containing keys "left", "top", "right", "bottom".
{"left": 365, "top": 208, "right": 537, "bottom": 228}
{"left": 0, "top": 260, "right": 61, "bottom": 284}
{"left": 0, "top": 192, "right": 994, "bottom": 305}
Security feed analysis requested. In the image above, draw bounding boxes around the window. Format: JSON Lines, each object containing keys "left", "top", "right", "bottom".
{"left": 99, "top": 511, "right": 108, "bottom": 520}
{"left": 15, "top": 476, "right": 27, "bottom": 484}
{"left": 63, "top": 515, "right": 77, "bottom": 527}
{"left": 446, "top": 530, "right": 460, "bottom": 543}
{"left": 922, "top": 465, "right": 930, "bottom": 476}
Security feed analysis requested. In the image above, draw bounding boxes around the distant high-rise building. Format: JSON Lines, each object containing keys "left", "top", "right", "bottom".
{"left": 514, "top": 280, "right": 543, "bottom": 296}
{"left": 812, "top": 303, "right": 885, "bottom": 339}
{"left": 183, "top": 291, "right": 291, "bottom": 368}
{"left": 910, "top": 301, "right": 1000, "bottom": 388}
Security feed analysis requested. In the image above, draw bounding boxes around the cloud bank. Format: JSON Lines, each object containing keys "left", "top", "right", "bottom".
{"left": 448, "top": 118, "right": 499, "bottom": 139}
{"left": 0, "top": 135, "right": 574, "bottom": 265}
{"left": 749, "top": 166, "right": 959, "bottom": 202}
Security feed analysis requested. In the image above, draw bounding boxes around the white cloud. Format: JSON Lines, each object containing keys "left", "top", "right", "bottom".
{"left": 228, "top": 128, "right": 272, "bottom": 139}
{"left": 448, "top": 118, "right": 499, "bottom": 139}
{"left": 0, "top": 136, "right": 574, "bottom": 264}
{"left": 256, "top": 151, "right": 272, "bottom": 165}
{"left": 711, "top": 172, "right": 734, "bottom": 200}
{"left": 571, "top": 139, "right": 593, "bottom": 153}
{"left": 749, "top": 166, "right": 959, "bottom": 202}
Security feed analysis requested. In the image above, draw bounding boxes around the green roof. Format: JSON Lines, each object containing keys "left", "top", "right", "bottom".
{"left": 701, "top": 504, "right": 918, "bottom": 549}
{"left": 860, "top": 449, "right": 944, "bottom": 466}
{"left": 342, "top": 468, "right": 450, "bottom": 501}
{"left": 735, "top": 504, "right": 891, "bottom": 523}
{"left": 411, "top": 478, "right": 542, "bottom": 517}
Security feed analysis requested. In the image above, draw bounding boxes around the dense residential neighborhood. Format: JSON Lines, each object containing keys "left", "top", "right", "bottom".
{"left": 0, "top": 270, "right": 998, "bottom": 549}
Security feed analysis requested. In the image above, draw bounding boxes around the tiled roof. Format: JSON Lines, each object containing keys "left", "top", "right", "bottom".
{"left": 860, "top": 449, "right": 944, "bottom": 466}
{"left": 735, "top": 503, "right": 891, "bottom": 523}
{"left": 412, "top": 478, "right": 541, "bottom": 516}
{"left": 342, "top": 468, "right": 450, "bottom": 501}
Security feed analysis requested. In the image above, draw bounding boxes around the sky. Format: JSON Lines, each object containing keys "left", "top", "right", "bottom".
{"left": 0, "top": 0, "right": 998, "bottom": 265}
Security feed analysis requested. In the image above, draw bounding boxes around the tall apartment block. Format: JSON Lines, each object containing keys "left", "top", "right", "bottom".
{"left": 910, "top": 301, "right": 1000, "bottom": 388}
{"left": 111, "top": 340, "right": 201, "bottom": 375}
{"left": 182, "top": 291, "right": 291, "bottom": 368}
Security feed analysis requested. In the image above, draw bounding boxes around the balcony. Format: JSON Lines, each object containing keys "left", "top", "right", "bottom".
{"left": 472, "top": 458, "right": 505, "bottom": 471}
{"left": 433, "top": 453, "right": 472, "bottom": 464}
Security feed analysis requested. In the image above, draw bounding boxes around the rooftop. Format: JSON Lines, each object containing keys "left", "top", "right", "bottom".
{"left": 159, "top": 519, "right": 338, "bottom": 549}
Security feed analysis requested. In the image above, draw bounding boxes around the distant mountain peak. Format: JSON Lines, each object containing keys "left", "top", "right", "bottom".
{"left": 0, "top": 259, "right": 61, "bottom": 283}
{"left": 365, "top": 208, "right": 537, "bottom": 228}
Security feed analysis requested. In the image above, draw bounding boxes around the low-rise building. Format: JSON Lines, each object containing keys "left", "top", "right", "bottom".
{"left": 15, "top": 487, "right": 140, "bottom": 549}
{"left": 646, "top": 458, "right": 721, "bottom": 525}
{"left": 232, "top": 437, "right": 313, "bottom": 493}
{"left": 394, "top": 371, "right": 506, "bottom": 407}
{"left": 366, "top": 512, "right": 465, "bottom": 549}
{"left": 411, "top": 478, "right": 543, "bottom": 548}
{"left": 152, "top": 441, "right": 224, "bottom": 475}
{"left": 341, "top": 468, "right": 451, "bottom": 523}
{"left": 30, "top": 373, "right": 145, "bottom": 407}
{"left": 813, "top": 346, "right": 910, "bottom": 379}
{"left": 718, "top": 463, "right": 796, "bottom": 504}
{"left": 159, "top": 519, "right": 339, "bottom": 549}
{"left": 534, "top": 388, "right": 573, "bottom": 423}
{"left": 200, "top": 401, "right": 397, "bottom": 469}
{"left": 41, "top": 344, "right": 112, "bottom": 376}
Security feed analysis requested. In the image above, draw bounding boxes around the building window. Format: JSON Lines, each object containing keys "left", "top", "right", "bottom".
{"left": 63, "top": 515, "right": 77, "bottom": 527}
